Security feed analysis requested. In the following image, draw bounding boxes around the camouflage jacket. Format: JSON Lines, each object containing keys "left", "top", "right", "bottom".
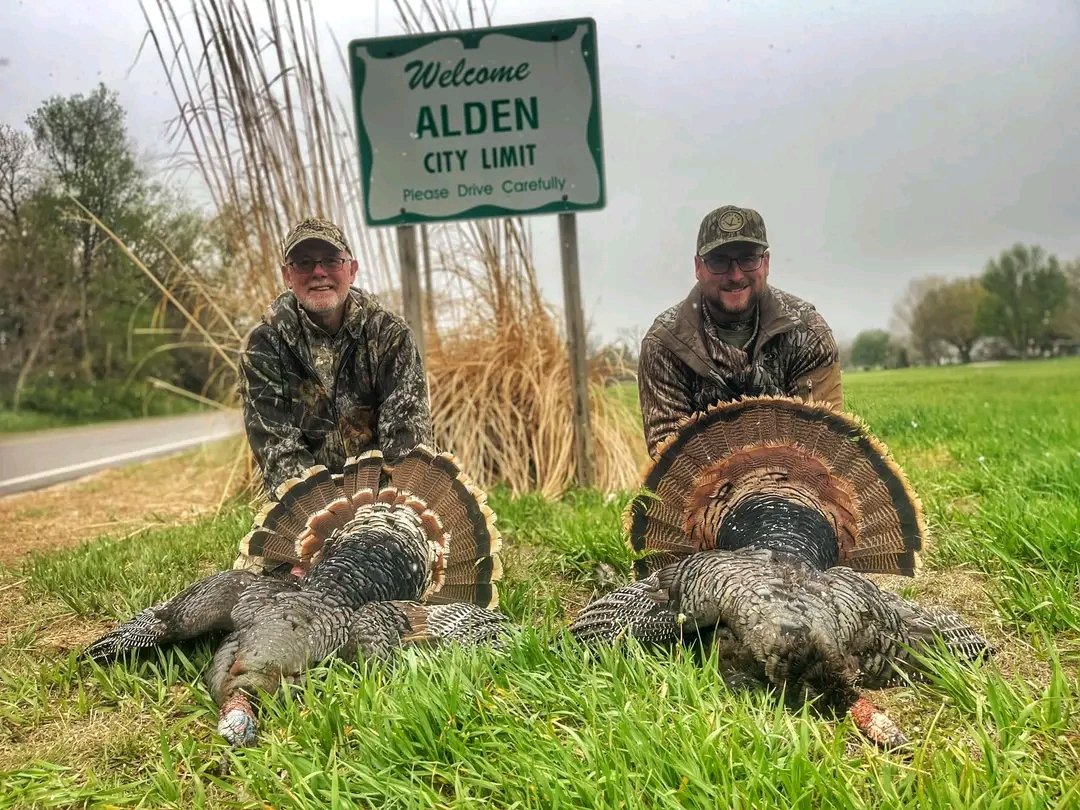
{"left": 638, "top": 284, "right": 842, "bottom": 454}
{"left": 239, "top": 288, "right": 433, "bottom": 495}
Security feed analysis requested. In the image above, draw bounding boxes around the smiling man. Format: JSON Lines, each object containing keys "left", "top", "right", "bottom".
{"left": 238, "top": 218, "right": 432, "bottom": 499}
{"left": 638, "top": 205, "right": 842, "bottom": 454}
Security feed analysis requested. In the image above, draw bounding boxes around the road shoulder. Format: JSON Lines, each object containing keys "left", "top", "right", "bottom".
{"left": 0, "top": 437, "right": 247, "bottom": 567}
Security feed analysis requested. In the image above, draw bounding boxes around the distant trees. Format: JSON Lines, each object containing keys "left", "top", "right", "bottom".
{"left": 977, "top": 244, "right": 1070, "bottom": 356}
{"left": 910, "top": 277, "right": 987, "bottom": 364}
{"left": 850, "top": 329, "right": 893, "bottom": 369}
{"left": 883, "top": 244, "right": 1077, "bottom": 367}
{"left": 0, "top": 83, "right": 209, "bottom": 411}
{"left": 27, "top": 84, "right": 144, "bottom": 379}
{"left": 1056, "top": 260, "right": 1080, "bottom": 342}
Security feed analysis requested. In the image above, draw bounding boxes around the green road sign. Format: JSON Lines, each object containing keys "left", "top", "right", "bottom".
{"left": 350, "top": 18, "right": 606, "bottom": 226}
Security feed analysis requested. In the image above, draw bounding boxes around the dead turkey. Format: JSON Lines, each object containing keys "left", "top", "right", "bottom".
{"left": 85, "top": 446, "right": 507, "bottom": 746}
{"left": 570, "top": 397, "right": 993, "bottom": 748}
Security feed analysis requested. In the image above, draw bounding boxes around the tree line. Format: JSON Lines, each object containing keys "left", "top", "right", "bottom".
{"left": 4, "top": 83, "right": 1077, "bottom": 423}
{"left": 0, "top": 84, "right": 214, "bottom": 418}
{"left": 848, "top": 247, "right": 1080, "bottom": 369}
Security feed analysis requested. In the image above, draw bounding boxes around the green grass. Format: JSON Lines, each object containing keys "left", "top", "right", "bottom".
{"left": 0, "top": 408, "right": 81, "bottom": 433}
{"left": 0, "top": 379, "right": 206, "bottom": 433}
{"left": 606, "top": 378, "right": 640, "bottom": 414}
{"left": 1, "top": 358, "right": 1079, "bottom": 808}
{"left": 844, "top": 359, "right": 1080, "bottom": 639}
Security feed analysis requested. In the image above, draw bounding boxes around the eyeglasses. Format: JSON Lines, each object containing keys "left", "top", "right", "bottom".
{"left": 286, "top": 257, "right": 350, "bottom": 273}
{"left": 702, "top": 253, "right": 766, "bottom": 274}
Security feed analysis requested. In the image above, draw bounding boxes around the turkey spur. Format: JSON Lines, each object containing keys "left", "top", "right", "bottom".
{"left": 85, "top": 446, "right": 507, "bottom": 746}
{"left": 571, "top": 397, "right": 994, "bottom": 749}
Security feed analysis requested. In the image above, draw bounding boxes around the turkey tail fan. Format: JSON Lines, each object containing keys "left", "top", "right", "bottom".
{"left": 237, "top": 446, "right": 502, "bottom": 601}
{"left": 628, "top": 397, "right": 926, "bottom": 579}
{"left": 238, "top": 452, "right": 390, "bottom": 569}
{"left": 342, "top": 450, "right": 386, "bottom": 498}
{"left": 625, "top": 492, "right": 698, "bottom": 578}
{"left": 237, "top": 465, "right": 350, "bottom": 568}
{"left": 305, "top": 451, "right": 393, "bottom": 562}
{"left": 386, "top": 445, "right": 503, "bottom": 610}
{"left": 276, "top": 464, "right": 343, "bottom": 519}
{"left": 386, "top": 445, "right": 439, "bottom": 496}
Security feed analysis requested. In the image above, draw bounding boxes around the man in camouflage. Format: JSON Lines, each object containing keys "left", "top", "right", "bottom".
{"left": 239, "top": 217, "right": 433, "bottom": 498}
{"left": 638, "top": 205, "right": 842, "bottom": 455}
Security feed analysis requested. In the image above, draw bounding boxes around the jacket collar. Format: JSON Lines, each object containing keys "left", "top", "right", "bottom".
{"left": 658, "top": 284, "right": 800, "bottom": 379}
{"left": 753, "top": 285, "right": 801, "bottom": 348}
{"left": 263, "top": 288, "right": 371, "bottom": 346}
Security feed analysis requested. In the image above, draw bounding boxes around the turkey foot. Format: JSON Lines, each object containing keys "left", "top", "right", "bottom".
{"left": 849, "top": 696, "right": 909, "bottom": 750}
{"left": 218, "top": 691, "right": 258, "bottom": 746}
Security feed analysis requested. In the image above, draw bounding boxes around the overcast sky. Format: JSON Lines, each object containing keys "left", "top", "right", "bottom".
{"left": 3, "top": 0, "right": 1078, "bottom": 344}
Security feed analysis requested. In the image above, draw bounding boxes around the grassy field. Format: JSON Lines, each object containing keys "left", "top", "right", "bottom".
{"left": 1, "top": 359, "right": 1078, "bottom": 808}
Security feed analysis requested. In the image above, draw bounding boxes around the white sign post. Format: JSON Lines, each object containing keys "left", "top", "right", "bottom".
{"left": 350, "top": 19, "right": 605, "bottom": 485}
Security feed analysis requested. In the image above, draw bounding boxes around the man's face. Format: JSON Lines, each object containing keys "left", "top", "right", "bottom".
{"left": 694, "top": 243, "right": 770, "bottom": 319}
{"left": 281, "top": 239, "right": 358, "bottom": 316}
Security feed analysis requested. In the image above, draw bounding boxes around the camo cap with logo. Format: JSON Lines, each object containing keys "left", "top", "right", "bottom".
{"left": 281, "top": 217, "right": 351, "bottom": 262}
{"left": 696, "top": 205, "right": 769, "bottom": 257}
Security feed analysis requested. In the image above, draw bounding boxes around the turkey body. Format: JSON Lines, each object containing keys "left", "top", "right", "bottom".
{"left": 571, "top": 548, "right": 992, "bottom": 714}
{"left": 85, "top": 447, "right": 506, "bottom": 746}
{"left": 207, "top": 518, "right": 436, "bottom": 742}
{"left": 570, "top": 397, "right": 993, "bottom": 748}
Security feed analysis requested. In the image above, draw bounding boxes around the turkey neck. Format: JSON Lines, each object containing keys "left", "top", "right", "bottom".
{"left": 303, "top": 527, "right": 430, "bottom": 607}
{"left": 714, "top": 494, "right": 838, "bottom": 570}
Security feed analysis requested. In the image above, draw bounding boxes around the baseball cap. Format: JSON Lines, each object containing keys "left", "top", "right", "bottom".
{"left": 281, "top": 217, "right": 351, "bottom": 262}
{"left": 696, "top": 205, "right": 769, "bottom": 256}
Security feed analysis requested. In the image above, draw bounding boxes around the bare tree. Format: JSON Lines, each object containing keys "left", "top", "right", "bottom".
{"left": 614, "top": 324, "right": 645, "bottom": 365}
{"left": 0, "top": 125, "right": 62, "bottom": 407}
{"left": 0, "top": 194, "right": 76, "bottom": 407}
{"left": 891, "top": 276, "right": 946, "bottom": 364}
{"left": 0, "top": 125, "right": 36, "bottom": 233}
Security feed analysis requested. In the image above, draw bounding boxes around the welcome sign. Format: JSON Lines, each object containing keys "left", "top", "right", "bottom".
{"left": 350, "top": 19, "right": 606, "bottom": 226}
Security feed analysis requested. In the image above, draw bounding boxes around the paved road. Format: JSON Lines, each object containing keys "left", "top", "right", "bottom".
{"left": 0, "top": 410, "right": 243, "bottom": 497}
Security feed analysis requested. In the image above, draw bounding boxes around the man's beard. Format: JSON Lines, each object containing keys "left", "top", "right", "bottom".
{"left": 298, "top": 287, "right": 349, "bottom": 315}
{"left": 708, "top": 286, "right": 762, "bottom": 321}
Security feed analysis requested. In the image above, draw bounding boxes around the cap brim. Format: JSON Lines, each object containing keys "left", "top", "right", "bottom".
{"left": 697, "top": 237, "right": 769, "bottom": 257}
{"left": 283, "top": 235, "right": 348, "bottom": 260}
